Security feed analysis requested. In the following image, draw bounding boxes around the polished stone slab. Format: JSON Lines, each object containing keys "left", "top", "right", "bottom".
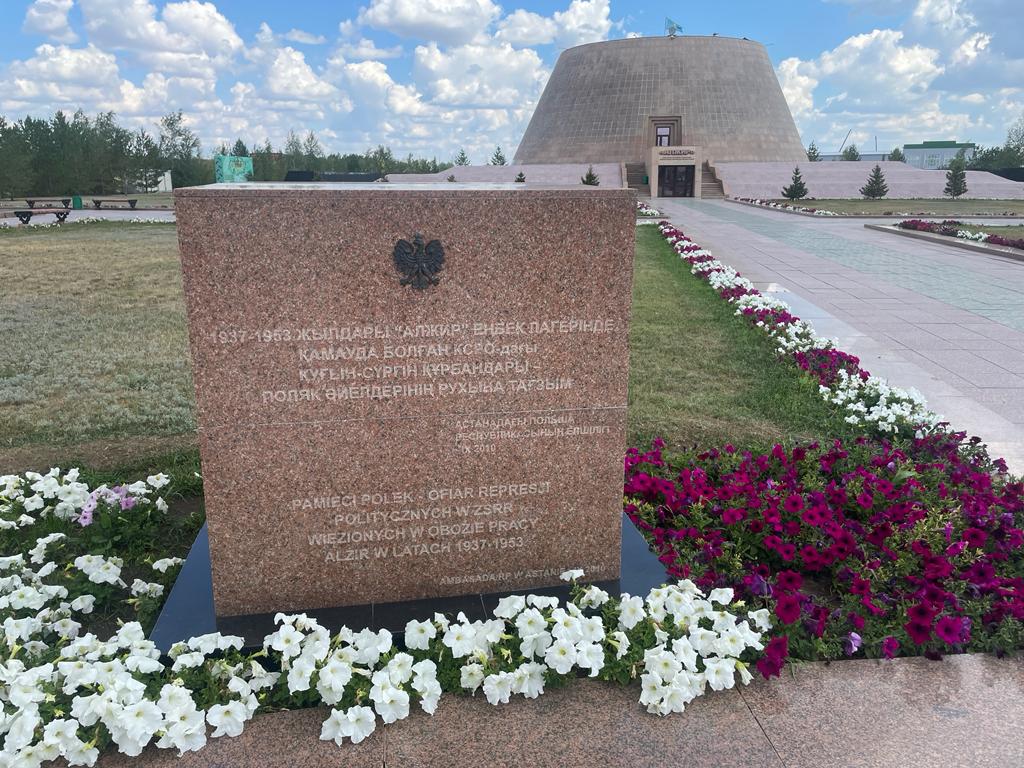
{"left": 385, "top": 680, "right": 783, "bottom": 768}
{"left": 174, "top": 185, "right": 635, "bottom": 617}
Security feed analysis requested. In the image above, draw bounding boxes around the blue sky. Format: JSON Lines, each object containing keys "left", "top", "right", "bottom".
{"left": 2, "top": 0, "right": 1022, "bottom": 162}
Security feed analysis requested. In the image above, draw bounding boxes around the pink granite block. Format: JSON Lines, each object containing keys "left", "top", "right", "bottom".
{"left": 98, "top": 708, "right": 383, "bottom": 767}
{"left": 386, "top": 680, "right": 783, "bottom": 768}
{"left": 174, "top": 184, "right": 635, "bottom": 617}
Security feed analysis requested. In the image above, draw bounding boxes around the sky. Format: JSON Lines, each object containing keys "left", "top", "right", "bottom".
{"left": 2, "top": 0, "right": 1022, "bottom": 162}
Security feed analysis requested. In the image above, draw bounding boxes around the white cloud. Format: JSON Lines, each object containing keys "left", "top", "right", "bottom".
{"left": 265, "top": 47, "right": 338, "bottom": 101}
{"left": 414, "top": 41, "right": 548, "bottom": 108}
{"left": 22, "top": 0, "right": 77, "bottom": 44}
{"left": 338, "top": 38, "right": 403, "bottom": 60}
{"left": 951, "top": 31, "right": 990, "bottom": 64}
{"left": 358, "top": 0, "right": 501, "bottom": 45}
{"left": 494, "top": 0, "right": 612, "bottom": 49}
{"left": 162, "top": 1, "right": 243, "bottom": 53}
{"left": 283, "top": 29, "right": 327, "bottom": 45}
{"left": 496, "top": 10, "right": 557, "bottom": 46}
{"left": 552, "top": 0, "right": 612, "bottom": 48}
{"left": 78, "top": 0, "right": 242, "bottom": 76}
{"left": 344, "top": 60, "right": 430, "bottom": 116}
{"left": 776, "top": 57, "right": 818, "bottom": 118}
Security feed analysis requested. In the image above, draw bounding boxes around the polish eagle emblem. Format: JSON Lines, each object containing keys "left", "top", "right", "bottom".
{"left": 393, "top": 233, "right": 445, "bottom": 290}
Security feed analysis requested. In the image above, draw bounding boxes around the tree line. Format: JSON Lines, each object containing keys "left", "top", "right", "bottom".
{"left": 0, "top": 109, "right": 455, "bottom": 198}
{"left": 803, "top": 116, "right": 1024, "bottom": 169}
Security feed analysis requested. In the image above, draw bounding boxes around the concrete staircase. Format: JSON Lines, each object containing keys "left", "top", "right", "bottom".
{"left": 625, "top": 162, "right": 650, "bottom": 196}
{"left": 700, "top": 162, "right": 725, "bottom": 199}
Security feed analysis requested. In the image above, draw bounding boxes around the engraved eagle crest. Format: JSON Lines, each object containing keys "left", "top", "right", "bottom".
{"left": 393, "top": 233, "right": 445, "bottom": 290}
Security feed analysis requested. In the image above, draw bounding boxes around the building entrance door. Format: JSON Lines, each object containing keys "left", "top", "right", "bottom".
{"left": 657, "top": 165, "right": 694, "bottom": 197}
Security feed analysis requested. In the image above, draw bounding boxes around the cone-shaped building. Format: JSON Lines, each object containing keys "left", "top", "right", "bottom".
{"left": 514, "top": 36, "right": 806, "bottom": 172}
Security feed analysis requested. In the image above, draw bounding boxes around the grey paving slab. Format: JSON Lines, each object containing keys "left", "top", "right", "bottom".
{"left": 655, "top": 198, "right": 1024, "bottom": 472}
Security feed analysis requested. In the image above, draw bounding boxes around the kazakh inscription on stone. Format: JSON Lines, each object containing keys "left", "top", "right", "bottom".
{"left": 174, "top": 183, "right": 635, "bottom": 616}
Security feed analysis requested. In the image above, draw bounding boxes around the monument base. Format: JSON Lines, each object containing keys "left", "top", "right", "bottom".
{"left": 150, "top": 514, "right": 667, "bottom": 652}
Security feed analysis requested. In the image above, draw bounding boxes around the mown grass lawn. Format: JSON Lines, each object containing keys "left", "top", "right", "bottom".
{"left": 2, "top": 221, "right": 853, "bottom": 477}
{"left": 0, "top": 222, "right": 194, "bottom": 470}
{"left": 628, "top": 225, "right": 850, "bottom": 452}
{"left": 768, "top": 198, "right": 1024, "bottom": 216}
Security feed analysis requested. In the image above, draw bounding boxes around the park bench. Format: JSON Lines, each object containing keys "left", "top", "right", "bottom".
{"left": 25, "top": 198, "right": 71, "bottom": 209}
{"left": 92, "top": 197, "right": 138, "bottom": 209}
{"left": 13, "top": 209, "right": 70, "bottom": 224}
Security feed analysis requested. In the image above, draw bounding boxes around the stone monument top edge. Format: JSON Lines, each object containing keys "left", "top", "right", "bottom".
{"left": 174, "top": 182, "right": 634, "bottom": 196}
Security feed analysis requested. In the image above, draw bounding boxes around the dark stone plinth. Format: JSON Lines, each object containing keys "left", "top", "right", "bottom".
{"left": 150, "top": 514, "right": 667, "bottom": 651}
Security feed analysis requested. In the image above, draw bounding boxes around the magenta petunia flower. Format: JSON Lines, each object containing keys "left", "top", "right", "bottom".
{"left": 775, "top": 594, "right": 802, "bottom": 624}
{"left": 935, "top": 616, "right": 968, "bottom": 645}
{"left": 722, "top": 507, "right": 744, "bottom": 525}
{"left": 783, "top": 494, "right": 804, "bottom": 513}
{"left": 907, "top": 603, "right": 937, "bottom": 624}
{"left": 775, "top": 570, "right": 803, "bottom": 592}
{"left": 962, "top": 527, "right": 988, "bottom": 549}
{"left": 904, "top": 621, "right": 932, "bottom": 645}
{"left": 881, "top": 636, "right": 900, "bottom": 659}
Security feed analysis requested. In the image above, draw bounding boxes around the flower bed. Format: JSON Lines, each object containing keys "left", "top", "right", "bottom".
{"left": 622, "top": 220, "right": 1024, "bottom": 676}
{"left": 734, "top": 197, "right": 839, "bottom": 216}
{"left": 897, "top": 219, "right": 1024, "bottom": 252}
{"left": 1, "top": 469, "right": 770, "bottom": 765}
{"left": 0, "top": 217, "right": 174, "bottom": 230}
{"left": 636, "top": 200, "right": 662, "bottom": 217}
{"left": 624, "top": 432, "right": 1023, "bottom": 671}
{"left": 657, "top": 221, "right": 936, "bottom": 436}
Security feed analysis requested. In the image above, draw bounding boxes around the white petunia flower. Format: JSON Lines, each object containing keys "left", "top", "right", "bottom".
{"left": 493, "top": 594, "right": 526, "bottom": 618}
{"left": 207, "top": 700, "right": 248, "bottom": 737}
{"left": 403, "top": 618, "right": 436, "bottom": 650}
{"left": 482, "top": 671, "right": 515, "bottom": 705}
{"left": 460, "top": 663, "right": 485, "bottom": 692}
{"left": 544, "top": 638, "right": 577, "bottom": 675}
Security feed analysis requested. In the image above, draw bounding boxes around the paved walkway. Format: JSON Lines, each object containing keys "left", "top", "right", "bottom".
{"left": 655, "top": 199, "right": 1024, "bottom": 473}
{"left": 103, "top": 653, "right": 1024, "bottom": 767}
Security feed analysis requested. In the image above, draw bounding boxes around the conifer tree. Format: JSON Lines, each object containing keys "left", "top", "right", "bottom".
{"left": 781, "top": 166, "right": 808, "bottom": 200}
{"left": 944, "top": 155, "right": 968, "bottom": 199}
{"left": 806, "top": 141, "right": 821, "bottom": 162}
{"left": 859, "top": 164, "right": 888, "bottom": 199}
{"left": 887, "top": 147, "right": 905, "bottom": 162}
{"left": 489, "top": 146, "right": 507, "bottom": 165}
{"left": 580, "top": 165, "right": 600, "bottom": 185}
{"left": 454, "top": 148, "right": 470, "bottom": 166}
{"left": 842, "top": 144, "right": 861, "bottom": 161}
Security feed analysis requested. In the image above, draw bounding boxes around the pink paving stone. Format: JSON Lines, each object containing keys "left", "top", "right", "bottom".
{"left": 98, "top": 707, "right": 383, "bottom": 768}
{"left": 174, "top": 183, "right": 635, "bottom": 617}
{"left": 741, "top": 653, "right": 1024, "bottom": 768}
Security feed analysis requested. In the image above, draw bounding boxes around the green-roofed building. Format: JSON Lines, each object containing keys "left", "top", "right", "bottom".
{"left": 902, "top": 140, "right": 976, "bottom": 170}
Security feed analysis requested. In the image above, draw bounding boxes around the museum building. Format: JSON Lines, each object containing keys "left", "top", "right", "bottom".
{"left": 513, "top": 35, "right": 806, "bottom": 199}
